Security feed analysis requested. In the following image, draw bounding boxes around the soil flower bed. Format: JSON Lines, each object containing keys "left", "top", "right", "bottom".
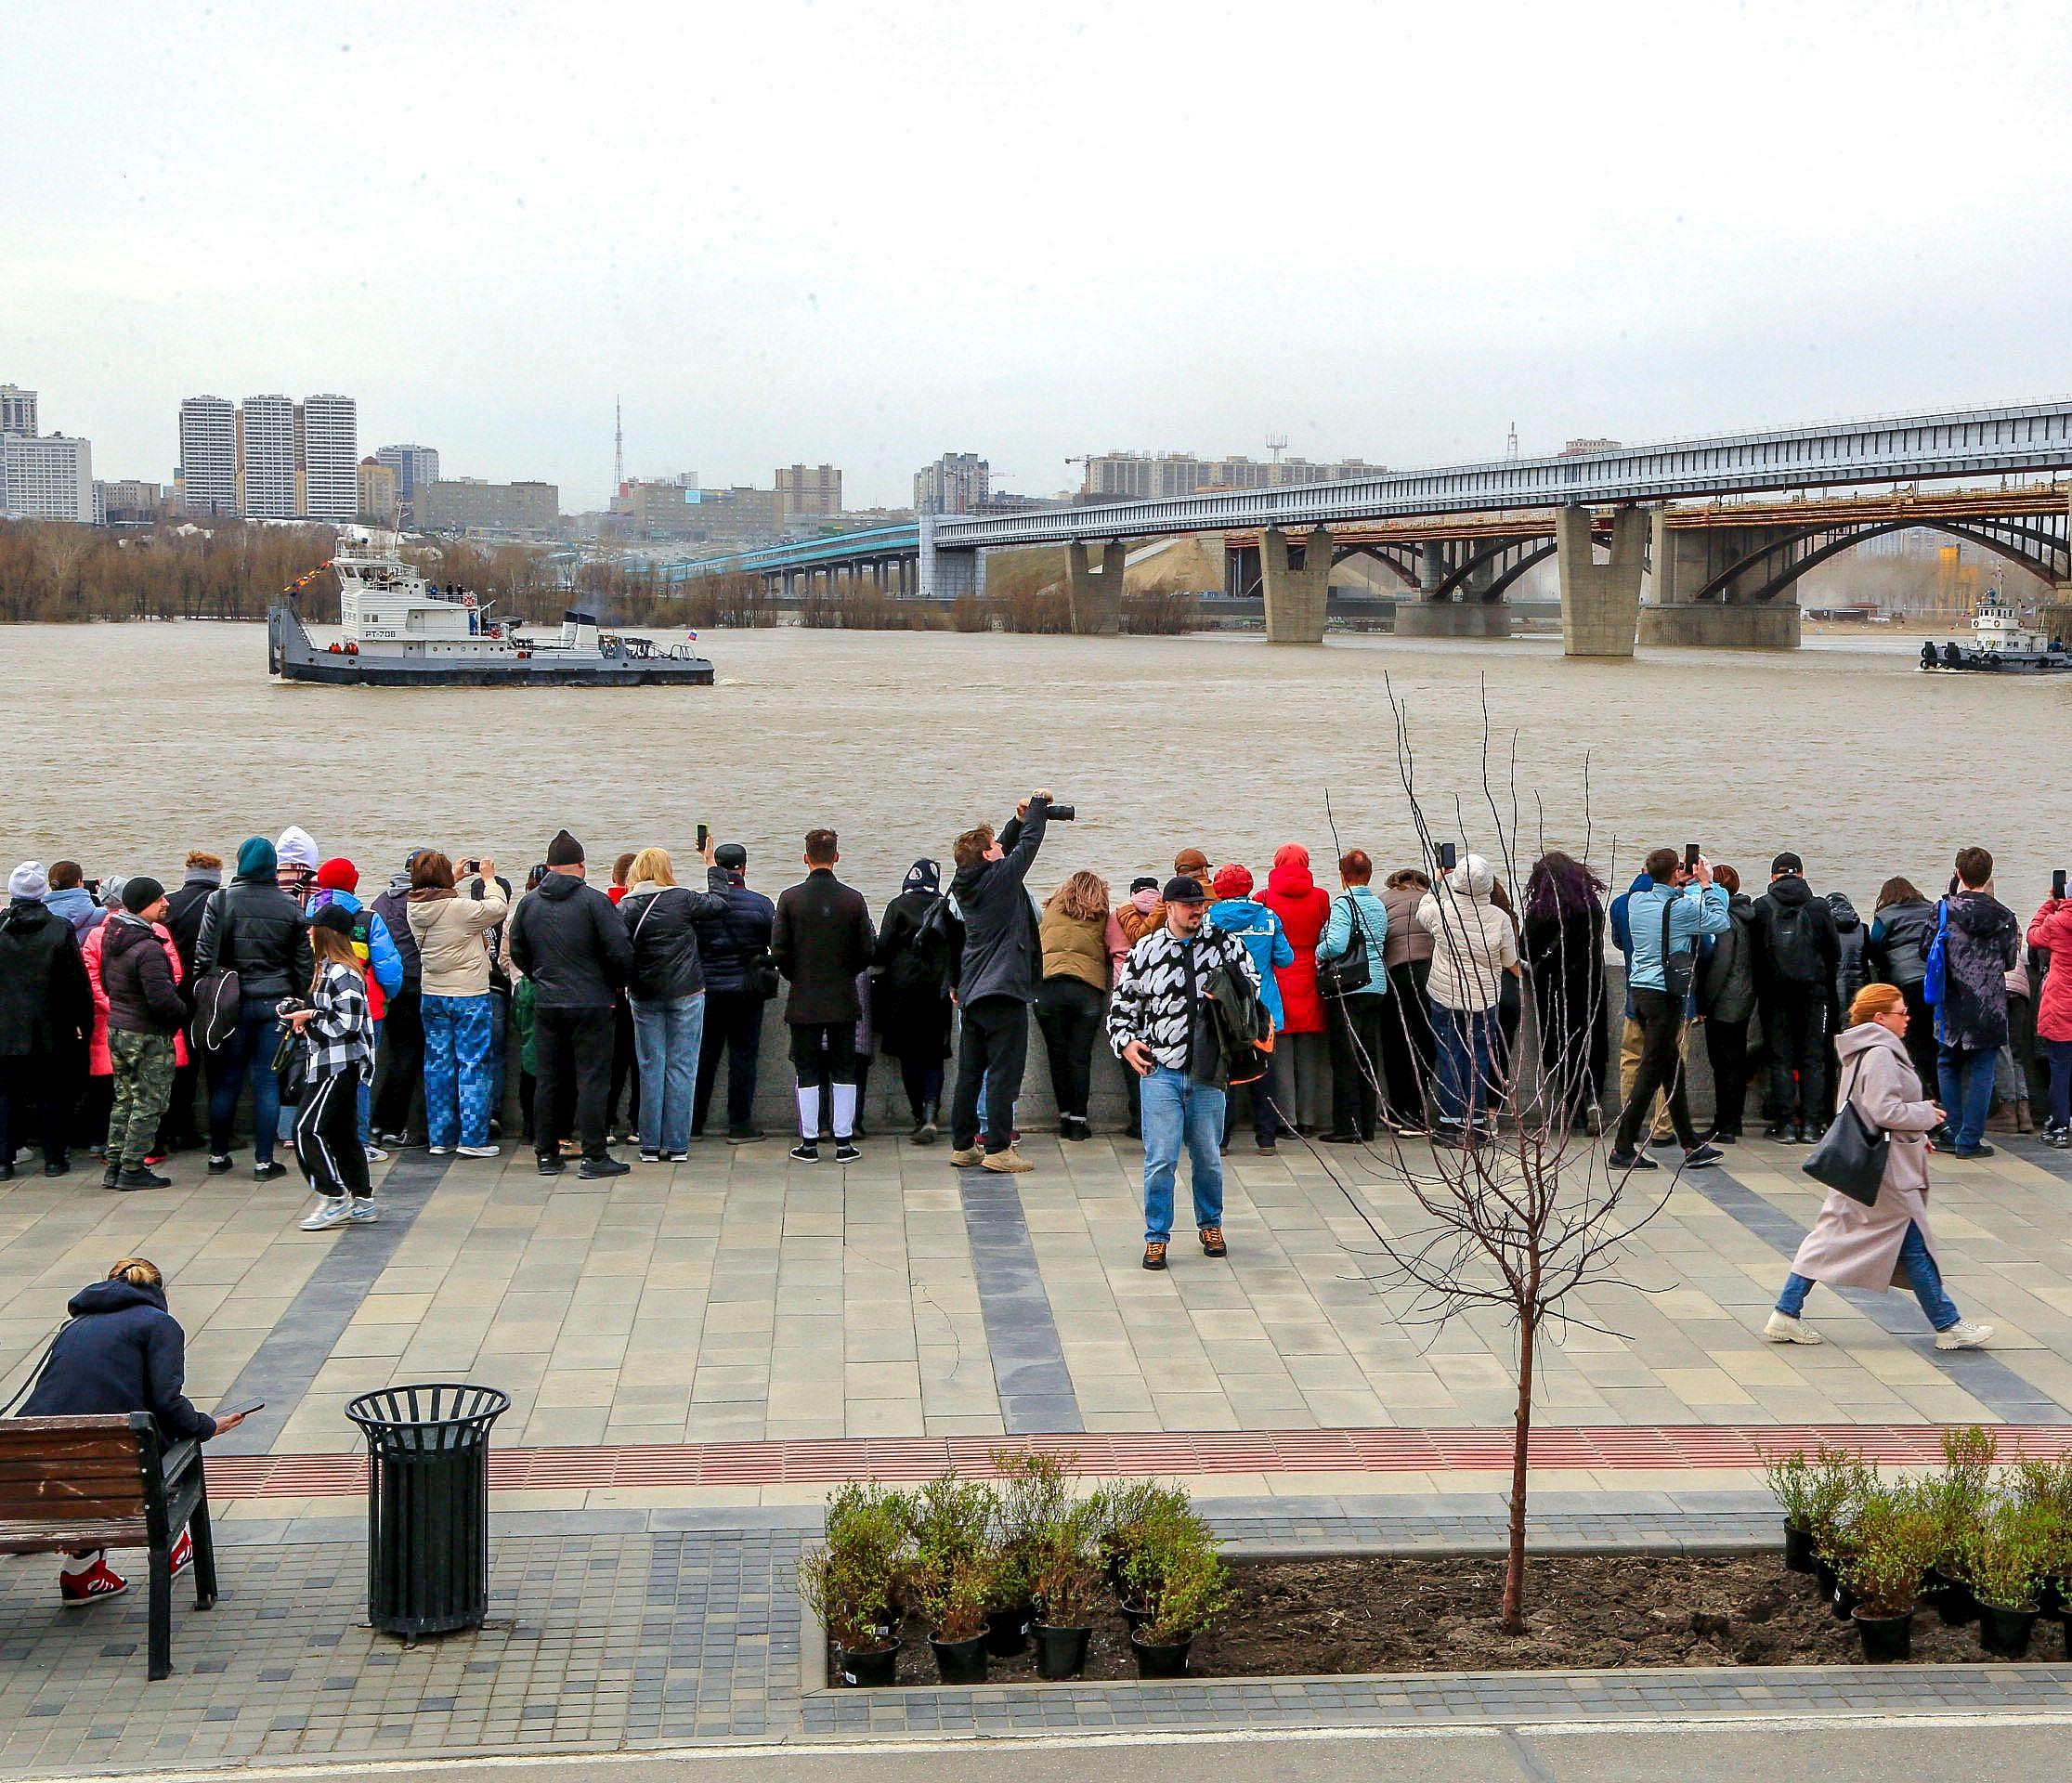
{"left": 844, "top": 1553, "right": 2072, "bottom": 1685}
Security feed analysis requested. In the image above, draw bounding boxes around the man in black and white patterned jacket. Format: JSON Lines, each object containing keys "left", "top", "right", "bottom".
{"left": 1108, "top": 876, "right": 1259, "bottom": 1272}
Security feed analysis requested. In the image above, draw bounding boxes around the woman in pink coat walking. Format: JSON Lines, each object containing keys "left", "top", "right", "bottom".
{"left": 1764, "top": 982, "right": 1993, "bottom": 1351}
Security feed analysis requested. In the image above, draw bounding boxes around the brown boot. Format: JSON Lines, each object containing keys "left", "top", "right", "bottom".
{"left": 1141, "top": 1241, "right": 1168, "bottom": 1271}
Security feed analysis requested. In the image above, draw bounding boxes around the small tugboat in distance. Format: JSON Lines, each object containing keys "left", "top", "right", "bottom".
{"left": 268, "top": 530, "right": 714, "bottom": 687}
{"left": 1920, "top": 589, "right": 2072, "bottom": 673}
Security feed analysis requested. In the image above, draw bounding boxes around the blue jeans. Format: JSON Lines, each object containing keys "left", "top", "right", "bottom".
{"left": 1140, "top": 1065, "right": 1225, "bottom": 1243}
{"left": 632, "top": 993, "right": 705, "bottom": 1155}
{"left": 1777, "top": 1219, "right": 1960, "bottom": 1331}
{"left": 1431, "top": 998, "right": 1499, "bottom": 1129}
{"left": 208, "top": 1003, "right": 284, "bottom": 1164}
{"left": 1937, "top": 1043, "right": 1996, "bottom": 1150}
{"left": 422, "top": 993, "right": 496, "bottom": 1149}
{"left": 358, "top": 1017, "right": 382, "bottom": 1146}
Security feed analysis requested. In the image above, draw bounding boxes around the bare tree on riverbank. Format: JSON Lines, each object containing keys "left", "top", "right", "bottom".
{"left": 1317, "top": 684, "right": 1675, "bottom": 1634}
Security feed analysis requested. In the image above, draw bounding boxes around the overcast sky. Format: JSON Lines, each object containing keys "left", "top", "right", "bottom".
{"left": 9, "top": 1, "right": 2071, "bottom": 512}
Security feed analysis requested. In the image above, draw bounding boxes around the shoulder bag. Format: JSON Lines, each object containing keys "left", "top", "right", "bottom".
{"left": 189, "top": 888, "right": 242, "bottom": 1052}
{"left": 1658, "top": 893, "right": 1696, "bottom": 1003}
{"left": 1800, "top": 1055, "right": 1887, "bottom": 1206}
{"left": 1317, "top": 895, "right": 1373, "bottom": 998}
{"left": 715, "top": 899, "right": 781, "bottom": 1001}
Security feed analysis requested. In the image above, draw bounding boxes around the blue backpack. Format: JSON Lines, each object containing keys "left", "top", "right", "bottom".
{"left": 1922, "top": 899, "right": 1950, "bottom": 1038}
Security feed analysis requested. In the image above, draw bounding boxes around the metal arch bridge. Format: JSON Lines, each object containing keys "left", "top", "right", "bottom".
{"left": 659, "top": 400, "right": 2072, "bottom": 584}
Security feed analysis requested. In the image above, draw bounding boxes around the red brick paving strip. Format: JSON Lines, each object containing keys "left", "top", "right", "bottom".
{"left": 204, "top": 1422, "right": 2072, "bottom": 1499}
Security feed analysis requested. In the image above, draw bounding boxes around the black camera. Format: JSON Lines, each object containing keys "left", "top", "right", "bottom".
{"left": 1047, "top": 804, "right": 1076, "bottom": 822}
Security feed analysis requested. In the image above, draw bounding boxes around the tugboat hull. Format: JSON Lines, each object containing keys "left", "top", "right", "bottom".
{"left": 268, "top": 604, "right": 714, "bottom": 687}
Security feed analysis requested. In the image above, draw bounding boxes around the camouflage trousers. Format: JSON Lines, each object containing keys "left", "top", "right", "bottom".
{"left": 108, "top": 1032, "right": 176, "bottom": 1171}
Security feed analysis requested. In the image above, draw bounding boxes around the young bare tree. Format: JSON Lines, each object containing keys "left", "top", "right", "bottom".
{"left": 1308, "top": 678, "right": 1684, "bottom": 1633}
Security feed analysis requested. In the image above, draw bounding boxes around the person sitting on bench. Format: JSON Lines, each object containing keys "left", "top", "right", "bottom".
{"left": 16, "top": 1257, "right": 247, "bottom": 1604}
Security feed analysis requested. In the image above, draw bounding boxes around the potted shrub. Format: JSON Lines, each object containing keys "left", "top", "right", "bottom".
{"left": 1115, "top": 1490, "right": 1210, "bottom": 1626}
{"left": 1807, "top": 1450, "right": 1873, "bottom": 1620}
{"left": 985, "top": 1449, "right": 1070, "bottom": 1659}
{"left": 1763, "top": 1447, "right": 1818, "bottom": 1573}
{"left": 2012, "top": 1456, "right": 2072, "bottom": 1620}
{"left": 1131, "top": 1530, "right": 1233, "bottom": 1679}
{"left": 1925, "top": 1425, "right": 1997, "bottom": 1625}
{"left": 1098, "top": 1479, "right": 1192, "bottom": 1596}
{"left": 908, "top": 1473, "right": 1000, "bottom": 1684}
{"left": 1967, "top": 1502, "right": 2049, "bottom": 1659}
{"left": 1028, "top": 1497, "right": 1104, "bottom": 1681}
{"left": 801, "top": 1482, "right": 911, "bottom": 1687}
{"left": 1843, "top": 1485, "right": 1939, "bottom": 1663}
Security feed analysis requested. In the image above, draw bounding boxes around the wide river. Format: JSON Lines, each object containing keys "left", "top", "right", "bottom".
{"left": 1, "top": 622, "right": 2059, "bottom": 912}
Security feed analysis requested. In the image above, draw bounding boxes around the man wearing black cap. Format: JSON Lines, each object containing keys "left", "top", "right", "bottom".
{"left": 100, "top": 877, "right": 185, "bottom": 1191}
{"left": 690, "top": 841, "right": 777, "bottom": 1143}
{"left": 1107, "top": 876, "right": 1259, "bottom": 1270}
{"left": 507, "top": 830, "right": 636, "bottom": 1178}
{"left": 1754, "top": 852, "right": 1841, "bottom": 1142}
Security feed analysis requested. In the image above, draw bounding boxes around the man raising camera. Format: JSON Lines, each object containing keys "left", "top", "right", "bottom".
{"left": 946, "top": 789, "right": 1058, "bottom": 1173}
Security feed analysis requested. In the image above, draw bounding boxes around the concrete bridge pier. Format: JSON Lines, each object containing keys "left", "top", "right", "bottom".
{"left": 1557, "top": 505, "right": 1648, "bottom": 657}
{"left": 1639, "top": 511, "right": 1801, "bottom": 647}
{"left": 918, "top": 514, "right": 984, "bottom": 602}
{"left": 1261, "top": 525, "right": 1333, "bottom": 643}
{"left": 1396, "top": 599, "right": 1514, "bottom": 638}
{"left": 1064, "top": 540, "right": 1125, "bottom": 633}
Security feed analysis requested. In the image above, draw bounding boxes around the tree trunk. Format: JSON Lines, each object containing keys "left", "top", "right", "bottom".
{"left": 1502, "top": 1311, "right": 1538, "bottom": 1633}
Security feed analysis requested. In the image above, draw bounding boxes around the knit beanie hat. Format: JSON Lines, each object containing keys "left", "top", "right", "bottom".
{"left": 121, "top": 875, "right": 165, "bottom": 914}
{"left": 100, "top": 877, "right": 127, "bottom": 910}
{"left": 236, "top": 836, "right": 278, "bottom": 879}
{"left": 8, "top": 862, "right": 47, "bottom": 902}
{"left": 546, "top": 829, "right": 584, "bottom": 866}
{"left": 1212, "top": 863, "right": 1254, "bottom": 900}
{"left": 316, "top": 857, "right": 360, "bottom": 892}
{"left": 276, "top": 826, "right": 319, "bottom": 870}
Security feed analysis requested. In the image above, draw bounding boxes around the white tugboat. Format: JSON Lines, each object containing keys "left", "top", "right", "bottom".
{"left": 1920, "top": 590, "right": 2072, "bottom": 673}
{"left": 268, "top": 531, "right": 714, "bottom": 686}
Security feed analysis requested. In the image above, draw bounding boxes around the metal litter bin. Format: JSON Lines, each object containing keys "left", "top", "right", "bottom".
{"left": 345, "top": 1383, "right": 509, "bottom": 1637}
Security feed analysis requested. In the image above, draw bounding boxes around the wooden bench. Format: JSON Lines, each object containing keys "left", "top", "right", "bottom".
{"left": 0, "top": 1413, "right": 218, "bottom": 1680}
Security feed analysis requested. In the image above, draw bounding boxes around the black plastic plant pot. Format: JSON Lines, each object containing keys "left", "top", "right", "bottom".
{"left": 1830, "top": 1574, "right": 1859, "bottom": 1620}
{"left": 344, "top": 1382, "right": 510, "bottom": 1639}
{"left": 1977, "top": 1599, "right": 2039, "bottom": 1659}
{"left": 1033, "top": 1623, "right": 1093, "bottom": 1680}
{"left": 930, "top": 1633, "right": 990, "bottom": 1685}
{"left": 1811, "top": 1555, "right": 1837, "bottom": 1594}
{"left": 1120, "top": 1597, "right": 1152, "bottom": 1633}
{"left": 1851, "top": 1607, "right": 1914, "bottom": 1663}
{"left": 1782, "top": 1521, "right": 1816, "bottom": 1574}
{"left": 2040, "top": 1577, "right": 2067, "bottom": 1620}
{"left": 984, "top": 1603, "right": 1033, "bottom": 1659}
{"left": 1927, "top": 1568, "right": 1978, "bottom": 1626}
{"left": 1130, "top": 1632, "right": 1192, "bottom": 1678}
{"left": 836, "top": 1642, "right": 898, "bottom": 1687}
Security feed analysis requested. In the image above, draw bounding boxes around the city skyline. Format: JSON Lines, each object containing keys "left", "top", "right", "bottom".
{"left": 7, "top": 3, "right": 2072, "bottom": 514}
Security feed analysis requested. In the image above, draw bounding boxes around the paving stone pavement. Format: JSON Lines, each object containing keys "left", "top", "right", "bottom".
{"left": 7, "top": 1129, "right": 2072, "bottom": 1460}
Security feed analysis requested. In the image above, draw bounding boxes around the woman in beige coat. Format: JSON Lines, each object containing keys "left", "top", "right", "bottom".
{"left": 404, "top": 851, "right": 508, "bottom": 1158}
{"left": 1765, "top": 983, "right": 1992, "bottom": 1351}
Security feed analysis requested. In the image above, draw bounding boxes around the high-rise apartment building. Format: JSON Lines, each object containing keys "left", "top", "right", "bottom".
{"left": 419, "top": 478, "right": 560, "bottom": 534}
{"left": 1077, "top": 449, "right": 1387, "bottom": 499}
{"left": 775, "top": 463, "right": 841, "bottom": 523}
{"left": 1, "top": 433, "right": 93, "bottom": 522}
{"left": 237, "top": 394, "right": 297, "bottom": 518}
{"left": 913, "top": 451, "right": 990, "bottom": 514}
{"left": 298, "top": 394, "right": 358, "bottom": 521}
{"left": 357, "top": 458, "right": 399, "bottom": 527}
{"left": 179, "top": 396, "right": 239, "bottom": 514}
{"left": 0, "top": 385, "right": 37, "bottom": 437}
{"left": 375, "top": 443, "right": 440, "bottom": 516}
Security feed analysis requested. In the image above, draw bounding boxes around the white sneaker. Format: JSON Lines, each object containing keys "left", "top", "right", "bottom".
{"left": 363, "top": 1143, "right": 389, "bottom": 1163}
{"left": 1935, "top": 1320, "right": 1994, "bottom": 1350}
{"left": 299, "top": 1197, "right": 353, "bottom": 1231}
{"left": 455, "top": 1143, "right": 499, "bottom": 1159}
{"left": 428, "top": 1145, "right": 453, "bottom": 1156}
{"left": 345, "top": 1199, "right": 381, "bottom": 1223}
{"left": 1763, "top": 1311, "right": 1823, "bottom": 1345}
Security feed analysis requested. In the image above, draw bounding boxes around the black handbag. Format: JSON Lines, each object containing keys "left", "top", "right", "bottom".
{"left": 1317, "top": 896, "right": 1373, "bottom": 998}
{"left": 1659, "top": 895, "right": 1694, "bottom": 1003}
{"left": 271, "top": 1015, "right": 308, "bottom": 1107}
{"left": 189, "top": 889, "right": 242, "bottom": 1052}
{"left": 1801, "top": 1057, "right": 1887, "bottom": 1206}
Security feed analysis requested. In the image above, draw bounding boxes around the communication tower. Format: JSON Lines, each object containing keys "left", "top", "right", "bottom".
{"left": 614, "top": 397, "right": 625, "bottom": 494}
{"left": 1267, "top": 433, "right": 1288, "bottom": 464}
{"left": 1505, "top": 422, "right": 1519, "bottom": 461}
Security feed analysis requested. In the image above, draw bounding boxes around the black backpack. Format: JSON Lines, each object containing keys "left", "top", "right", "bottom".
{"left": 1766, "top": 896, "right": 1823, "bottom": 984}
{"left": 883, "top": 895, "right": 959, "bottom": 998}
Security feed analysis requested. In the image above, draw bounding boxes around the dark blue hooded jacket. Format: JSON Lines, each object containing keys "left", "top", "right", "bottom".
{"left": 18, "top": 1278, "right": 218, "bottom": 1441}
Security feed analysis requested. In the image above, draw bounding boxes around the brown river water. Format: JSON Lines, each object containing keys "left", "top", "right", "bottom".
{"left": 1, "top": 622, "right": 2060, "bottom": 914}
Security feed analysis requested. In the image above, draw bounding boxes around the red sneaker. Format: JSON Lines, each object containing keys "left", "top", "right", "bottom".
{"left": 59, "top": 1556, "right": 128, "bottom": 1606}
{"left": 169, "top": 1527, "right": 194, "bottom": 1579}
{"left": 144, "top": 1152, "right": 168, "bottom": 1167}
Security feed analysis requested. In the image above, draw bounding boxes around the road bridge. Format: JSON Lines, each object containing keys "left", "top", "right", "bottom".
{"left": 666, "top": 401, "right": 2072, "bottom": 656}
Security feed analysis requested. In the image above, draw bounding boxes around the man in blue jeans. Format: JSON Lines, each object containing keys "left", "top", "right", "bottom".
{"left": 1935, "top": 846, "right": 2018, "bottom": 1159}
{"left": 1108, "top": 876, "right": 1259, "bottom": 1271}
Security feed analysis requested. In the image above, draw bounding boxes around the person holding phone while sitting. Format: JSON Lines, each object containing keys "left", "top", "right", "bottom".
{"left": 15, "top": 1256, "right": 251, "bottom": 1604}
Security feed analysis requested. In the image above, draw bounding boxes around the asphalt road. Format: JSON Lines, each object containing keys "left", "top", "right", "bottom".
{"left": 98, "top": 1716, "right": 2072, "bottom": 1783}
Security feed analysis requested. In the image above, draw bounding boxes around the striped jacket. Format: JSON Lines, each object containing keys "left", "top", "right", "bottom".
{"left": 298, "top": 960, "right": 376, "bottom": 1082}
{"left": 1106, "top": 924, "right": 1259, "bottom": 1073}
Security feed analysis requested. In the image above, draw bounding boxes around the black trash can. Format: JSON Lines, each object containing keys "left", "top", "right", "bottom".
{"left": 345, "top": 1383, "right": 509, "bottom": 1637}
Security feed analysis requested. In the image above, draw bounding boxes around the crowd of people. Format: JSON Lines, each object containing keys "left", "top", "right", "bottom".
{"left": 2, "top": 816, "right": 2064, "bottom": 1272}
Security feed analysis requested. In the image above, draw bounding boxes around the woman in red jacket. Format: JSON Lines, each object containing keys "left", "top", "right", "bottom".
{"left": 2026, "top": 892, "right": 2072, "bottom": 1146}
{"left": 1260, "top": 843, "right": 1333, "bottom": 1133}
